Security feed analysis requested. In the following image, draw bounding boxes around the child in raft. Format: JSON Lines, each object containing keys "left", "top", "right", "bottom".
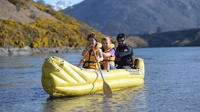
{"left": 100, "top": 37, "right": 116, "bottom": 71}
{"left": 81, "top": 33, "right": 103, "bottom": 70}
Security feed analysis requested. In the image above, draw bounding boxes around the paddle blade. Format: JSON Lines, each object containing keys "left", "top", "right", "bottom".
{"left": 103, "top": 81, "right": 112, "bottom": 97}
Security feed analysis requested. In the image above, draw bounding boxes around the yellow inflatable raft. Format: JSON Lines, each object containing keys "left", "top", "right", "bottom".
{"left": 42, "top": 56, "right": 145, "bottom": 97}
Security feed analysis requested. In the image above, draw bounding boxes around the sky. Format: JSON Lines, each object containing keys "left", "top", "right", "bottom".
{"left": 43, "top": 0, "right": 84, "bottom": 6}
{"left": 34, "top": 0, "right": 84, "bottom": 10}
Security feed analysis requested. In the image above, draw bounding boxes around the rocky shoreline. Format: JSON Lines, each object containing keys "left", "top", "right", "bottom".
{"left": 0, "top": 46, "right": 84, "bottom": 56}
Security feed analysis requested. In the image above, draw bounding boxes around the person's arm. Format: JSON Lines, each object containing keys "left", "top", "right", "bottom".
{"left": 115, "top": 47, "right": 133, "bottom": 58}
{"left": 97, "top": 49, "right": 104, "bottom": 62}
{"left": 102, "top": 49, "right": 115, "bottom": 58}
{"left": 102, "top": 52, "right": 111, "bottom": 57}
{"left": 115, "top": 48, "right": 121, "bottom": 62}
{"left": 82, "top": 45, "right": 93, "bottom": 56}
{"left": 82, "top": 49, "right": 87, "bottom": 56}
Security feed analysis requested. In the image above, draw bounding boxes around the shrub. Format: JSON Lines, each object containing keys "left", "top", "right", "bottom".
{"left": 127, "top": 36, "right": 148, "bottom": 48}
{"left": 0, "top": 1, "right": 106, "bottom": 48}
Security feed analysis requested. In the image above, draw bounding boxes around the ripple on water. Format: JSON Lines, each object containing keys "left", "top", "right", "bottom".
{"left": 1, "top": 47, "right": 200, "bottom": 112}
{"left": 41, "top": 85, "right": 146, "bottom": 112}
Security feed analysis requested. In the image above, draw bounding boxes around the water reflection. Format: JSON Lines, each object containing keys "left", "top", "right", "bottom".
{"left": 0, "top": 82, "right": 13, "bottom": 87}
{"left": 43, "top": 85, "right": 146, "bottom": 112}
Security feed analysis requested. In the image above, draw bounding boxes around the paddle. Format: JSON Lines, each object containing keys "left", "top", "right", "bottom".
{"left": 93, "top": 49, "right": 112, "bottom": 97}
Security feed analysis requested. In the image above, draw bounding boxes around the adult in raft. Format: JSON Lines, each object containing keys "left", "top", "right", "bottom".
{"left": 100, "top": 37, "right": 116, "bottom": 71}
{"left": 81, "top": 33, "right": 104, "bottom": 69}
{"left": 115, "top": 33, "right": 135, "bottom": 69}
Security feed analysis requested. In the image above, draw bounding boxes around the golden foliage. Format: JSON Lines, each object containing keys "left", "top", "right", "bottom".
{"left": 0, "top": 0, "right": 106, "bottom": 48}
{"left": 0, "top": 18, "right": 105, "bottom": 48}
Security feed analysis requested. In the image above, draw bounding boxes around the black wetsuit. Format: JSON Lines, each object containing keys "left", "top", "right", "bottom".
{"left": 115, "top": 45, "right": 135, "bottom": 69}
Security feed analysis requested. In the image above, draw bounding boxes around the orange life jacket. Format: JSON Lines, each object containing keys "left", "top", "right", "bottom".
{"left": 83, "top": 42, "right": 102, "bottom": 69}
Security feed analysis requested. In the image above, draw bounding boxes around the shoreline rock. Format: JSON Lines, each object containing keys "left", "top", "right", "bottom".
{"left": 0, "top": 46, "right": 84, "bottom": 56}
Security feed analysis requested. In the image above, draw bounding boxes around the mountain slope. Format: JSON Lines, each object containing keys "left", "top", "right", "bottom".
{"left": 63, "top": 0, "right": 200, "bottom": 36}
{"left": 0, "top": 0, "right": 106, "bottom": 48}
{"left": 0, "top": 0, "right": 57, "bottom": 23}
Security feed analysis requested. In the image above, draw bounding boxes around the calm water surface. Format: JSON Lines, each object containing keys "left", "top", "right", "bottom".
{"left": 0, "top": 47, "right": 200, "bottom": 112}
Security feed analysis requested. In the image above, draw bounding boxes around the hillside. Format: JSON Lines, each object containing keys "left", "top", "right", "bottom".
{"left": 128, "top": 28, "right": 200, "bottom": 47}
{"left": 63, "top": 0, "right": 200, "bottom": 36}
{"left": 0, "top": 0, "right": 106, "bottom": 48}
{"left": 0, "top": 0, "right": 57, "bottom": 23}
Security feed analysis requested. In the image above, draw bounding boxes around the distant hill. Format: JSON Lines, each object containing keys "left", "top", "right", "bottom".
{"left": 127, "top": 28, "right": 200, "bottom": 47}
{"left": 0, "top": 0, "right": 106, "bottom": 48}
{"left": 63, "top": 0, "right": 200, "bottom": 36}
{"left": 0, "top": 0, "right": 57, "bottom": 23}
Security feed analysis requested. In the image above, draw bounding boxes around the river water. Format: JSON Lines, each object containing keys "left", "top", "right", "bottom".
{"left": 0, "top": 47, "right": 200, "bottom": 112}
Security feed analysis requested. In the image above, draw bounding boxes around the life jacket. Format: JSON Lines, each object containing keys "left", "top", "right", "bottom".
{"left": 83, "top": 42, "right": 102, "bottom": 69}
{"left": 100, "top": 44, "right": 115, "bottom": 66}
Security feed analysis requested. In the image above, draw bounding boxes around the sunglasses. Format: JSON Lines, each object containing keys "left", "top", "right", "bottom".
{"left": 117, "top": 39, "right": 125, "bottom": 42}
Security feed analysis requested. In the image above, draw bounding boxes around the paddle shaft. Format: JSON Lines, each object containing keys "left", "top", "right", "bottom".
{"left": 92, "top": 49, "right": 103, "bottom": 79}
{"left": 93, "top": 49, "right": 112, "bottom": 97}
